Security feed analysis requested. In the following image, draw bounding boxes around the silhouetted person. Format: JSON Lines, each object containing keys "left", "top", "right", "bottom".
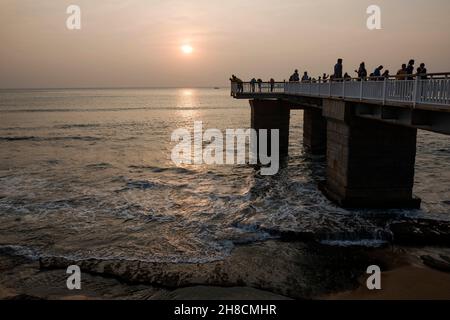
{"left": 382, "top": 70, "right": 390, "bottom": 78}
{"left": 301, "top": 71, "right": 310, "bottom": 82}
{"left": 250, "top": 78, "right": 257, "bottom": 92}
{"left": 397, "top": 64, "right": 407, "bottom": 80}
{"left": 334, "top": 58, "right": 343, "bottom": 80}
{"left": 257, "top": 78, "right": 263, "bottom": 92}
{"left": 406, "top": 59, "right": 415, "bottom": 80}
{"left": 322, "top": 73, "right": 329, "bottom": 83}
{"left": 355, "top": 62, "right": 367, "bottom": 80}
{"left": 289, "top": 69, "right": 300, "bottom": 82}
{"left": 230, "top": 75, "right": 243, "bottom": 93}
{"left": 417, "top": 63, "right": 428, "bottom": 79}
{"left": 373, "top": 65, "right": 384, "bottom": 80}
{"left": 270, "top": 78, "right": 275, "bottom": 92}
{"left": 344, "top": 72, "right": 351, "bottom": 81}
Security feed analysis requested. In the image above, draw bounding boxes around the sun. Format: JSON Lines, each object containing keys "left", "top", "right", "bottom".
{"left": 181, "top": 45, "right": 193, "bottom": 55}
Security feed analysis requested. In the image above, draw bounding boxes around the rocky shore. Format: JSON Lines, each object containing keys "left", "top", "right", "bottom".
{"left": 1, "top": 217, "right": 450, "bottom": 300}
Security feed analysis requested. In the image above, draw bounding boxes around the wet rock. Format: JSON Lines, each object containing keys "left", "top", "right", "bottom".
{"left": 389, "top": 219, "right": 450, "bottom": 246}
{"left": 0, "top": 252, "right": 161, "bottom": 300}
{"left": 39, "top": 241, "right": 380, "bottom": 299}
{"left": 421, "top": 255, "right": 450, "bottom": 273}
{"left": 440, "top": 255, "right": 450, "bottom": 264}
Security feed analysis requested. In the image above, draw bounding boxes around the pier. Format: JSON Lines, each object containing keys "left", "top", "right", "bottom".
{"left": 231, "top": 74, "right": 450, "bottom": 209}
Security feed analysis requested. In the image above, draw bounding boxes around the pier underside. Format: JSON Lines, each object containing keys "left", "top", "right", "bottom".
{"left": 249, "top": 98, "right": 422, "bottom": 209}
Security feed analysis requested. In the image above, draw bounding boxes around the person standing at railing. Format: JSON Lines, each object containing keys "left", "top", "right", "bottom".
{"left": 301, "top": 72, "right": 310, "bottom": 82}
{"left": 270, "top": 78, "right": 275, "bottom": 92}
{"left": 382, "top": 70, "right": 390, "bottom": 79}
{"left": 237, "top": 77, "right": 243, "bottom": 93}
{"left": 394, "top": 65, "right": 407, "bottom": 97}
{"left": 416, "top": 63, "right": 428, "bottom": 99}
{"left": 396, "top": 64, "right": 407, "bottom": 80}
{"left": 230, "top": 75, "right": 237, "bottom": 94}
{"left": 289, "top": 69, "right": 300, "bottom": 82}
{"left": 417, "top": 63, "right": 428, "bottom": 80}
{"left": 250, "top": 78, "right": 257, "bottom": 92}
{"left": 344, "top": 73, "right": 351, "bottom": 81}
{"left": 230, "top": 75, "right": 244, "bottom": 93}
{"left": 257, "top": 78, "right": 263, "bottom": 92}
{"left": 334, "top": 59, "right": 343, "bottom": 80}
{"left": 322, "top": 73, "right": 329, "bottom": 83}
{"left": 406, "top": 59, "right": 415, "bottom": 80}
{"left": 355, "top": 62, "right": 367, "bottom": 80}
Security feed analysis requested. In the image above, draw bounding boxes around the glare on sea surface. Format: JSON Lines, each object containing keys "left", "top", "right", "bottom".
{"left": 176, "top": 89, "right": 200, "bottom": 119}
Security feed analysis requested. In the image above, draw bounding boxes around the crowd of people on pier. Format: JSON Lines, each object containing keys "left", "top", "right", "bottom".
{"left": 230, "top": 58, "right": 429, "bottom": 93}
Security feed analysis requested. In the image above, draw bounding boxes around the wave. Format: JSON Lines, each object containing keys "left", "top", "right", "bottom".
{"left": 86, "top": 163, "right": 113, "bottom": 169}
{"left": 55, "top": 124, "right": 101, "bottom": 129}
{"left": 128, "top": 165, "right": 196, "bottom": 175}
{"left": 0, "top": 244, "right": 231, "bottom": 265}
{"left": 0, "top": 136, "right": 101, "bottom": 142}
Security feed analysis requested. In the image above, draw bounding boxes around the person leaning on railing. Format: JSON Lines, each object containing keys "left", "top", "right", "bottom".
{"left": 417, "top": 63, "right": 428, "bottom": 80}
{"left": 355, "top": 62, "right": 368, "bottom": 81}
{"left": 229, "top": 75, "right": 244, "bottom": 93}
{"left": 396, "top": 64, "right": 407, "bottom": 80}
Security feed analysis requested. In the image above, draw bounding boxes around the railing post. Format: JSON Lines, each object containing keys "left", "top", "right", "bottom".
{"left": 328, "top": 80, "right": 331, "bottom": 97}
{"left": 360, "top": 79, "right": 363, "bottom": 101}
{"left": 342, "top": 80, "right": 346, "bottom": 98}
{"left": 412, "top": 75, "right": 420, "bottom": 108}
{"left": 382, "top": 78, "right": 387, "bottom": 105}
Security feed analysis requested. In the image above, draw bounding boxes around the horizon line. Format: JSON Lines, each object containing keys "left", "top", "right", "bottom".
{"left": 0, "top": 85, "right": 226, "bottom": 91}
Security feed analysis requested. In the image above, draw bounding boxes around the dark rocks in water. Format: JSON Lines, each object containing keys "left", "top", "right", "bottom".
{"left": 258, "top": 227, "right": 316, "bottom": 242}
{"left": 258, "top": 226, "right": 391, "bottom": 247}
{"left": 0, "top": 253, "right": 161, "bottom": 300}
{"left": 421, "top": 255, "right": 450, "bottom": 273}
{"left": 38, "top": 241, "right": 382, "bottom": 299}
{"left": 389, "top": 219, "right": 450, "bottom": 246}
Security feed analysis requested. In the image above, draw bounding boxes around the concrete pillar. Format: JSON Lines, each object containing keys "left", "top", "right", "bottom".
{"left": 250, "top": 99, "right": 290, "bottom": 157}
{"left": 303, "top": 108, "right": 327, "bottom": 154}
{"left": 320, "top": 99, "right": 421, "bottom": 209}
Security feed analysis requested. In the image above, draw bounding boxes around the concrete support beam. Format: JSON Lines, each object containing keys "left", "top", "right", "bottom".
{"left": 321, "top": 99, "right": 421, "bottom": 208}
{"left": 303, "top": 108, "right": 327, "bottom": 155}
{"left": 250, "top": 99, "right": 291, "bottom": 157}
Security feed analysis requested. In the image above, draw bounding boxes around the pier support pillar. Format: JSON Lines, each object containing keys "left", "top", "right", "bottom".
{"left": 320, "top": 99, "right": 421, "bottom": 208}
{"left": 303, "top": 108, "right": 327, "bottom": 154}
{"left": 250, "top": 99, "right": 290, "bottom": 157}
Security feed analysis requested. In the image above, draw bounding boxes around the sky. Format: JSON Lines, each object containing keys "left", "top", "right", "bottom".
{"left": 1, "top": 0, "right": 450, "bottom": 88}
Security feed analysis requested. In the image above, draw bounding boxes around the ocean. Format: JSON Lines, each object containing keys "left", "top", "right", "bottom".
{"left": 0, "top": 88, "right": 449, "bottom": 264}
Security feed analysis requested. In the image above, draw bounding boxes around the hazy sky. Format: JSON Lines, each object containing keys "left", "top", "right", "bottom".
{"left": 1, "top": 0, "right": 450, "bottom": 88}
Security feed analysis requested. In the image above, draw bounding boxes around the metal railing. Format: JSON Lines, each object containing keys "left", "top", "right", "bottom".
{"left": 231, "top": 73, "right": 450, "bottom": 107}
